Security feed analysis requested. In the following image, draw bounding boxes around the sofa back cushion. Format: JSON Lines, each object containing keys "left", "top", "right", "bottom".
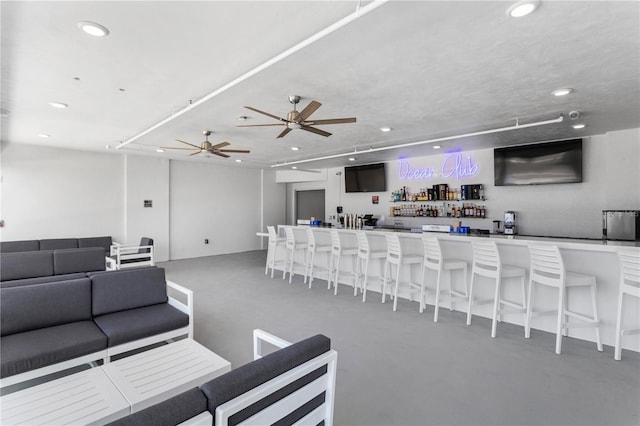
{"left": 54, "top": 247, "right": 105, "bottom": 275}
{"left": 91, "top": 267, "right": 168, "bottom": 316}
{"left": 39, "top": 238, "right": 78, "bottom": 251}
{"left": 78, "top": 236, "right": 113, "bottom": 255}
{"left": 0, "top": 250, "right": 54, "bottom": 281}
{"left": 0, "top": 240, "right": 40, "bottom": 253}
{"left": 200, "top": 334, "right": 330, "bottom": 422}
{"left": 0, "top": 278, "right": 92, "bottom": 336}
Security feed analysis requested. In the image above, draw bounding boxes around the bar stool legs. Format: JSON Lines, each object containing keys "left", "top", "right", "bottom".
{"left": 614, "top": 250, "right": 640, "bottom": 360}
{"left": 525, "top": 244, "right": 602, "bottom": 355}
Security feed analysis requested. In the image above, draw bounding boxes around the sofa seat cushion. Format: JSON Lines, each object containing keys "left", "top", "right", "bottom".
{"left": 0, "top": 273, "right": 86, "bottom": 288}
{"left": 54, "top": 247, "right": 105, "bottom": 275}
{"left": 0, "top": 321, "right": 107, "bottom": 378}
{"left": 105, "top": 387, "right": 207, "bottom": 426}
{"left": 200, "top": 334, "right": 330, "bottom": 422}
{"left": 0, "top": 250, "right": 54, "bottom": 281}
{"left": 93, "top": 304, "right": 189, "bottom": 347}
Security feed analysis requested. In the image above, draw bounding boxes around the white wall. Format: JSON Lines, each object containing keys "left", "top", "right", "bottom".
{"left": 125, "top": 155, "right": 170, "bottom": 261}
{"left": 169, "top": 160, "right": 263, "bottom": 259}
{"left": 288, "top": 129, "right": 640, "bottom": 238}
{"left": 1, "top": 143, "right": 286, "bottom": 259}
{"left": 0, "top": 143, "right": 125, "bottom": 241}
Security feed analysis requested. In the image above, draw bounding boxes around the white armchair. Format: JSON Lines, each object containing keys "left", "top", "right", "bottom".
{"left": 106, "top": 237, "right": 154, "bottom": 270}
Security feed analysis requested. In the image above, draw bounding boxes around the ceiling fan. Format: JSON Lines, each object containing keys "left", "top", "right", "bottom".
{"left": 162, "top": 130, "right": 250, "bottom": 158}
{"left": 237, "top": 95, "right": 356, "bottom": 138}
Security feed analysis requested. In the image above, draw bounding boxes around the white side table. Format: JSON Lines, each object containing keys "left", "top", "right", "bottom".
{"left": 103, "top": 339, "right": 231, "bottom": 413}
{"left": 0, "top": 367, "right": 129, "bottom": 426}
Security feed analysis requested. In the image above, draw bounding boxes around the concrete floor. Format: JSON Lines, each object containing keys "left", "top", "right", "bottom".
{"left": 160, "top": 250, "right": 640, "bottom": 426}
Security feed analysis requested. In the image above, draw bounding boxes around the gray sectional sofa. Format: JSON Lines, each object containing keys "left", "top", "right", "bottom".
{"left": 0, "top": 246, "right": 106, "bottom": 287}
{"left": 0, "top": 267, "right": 193, "bottom": 388}
{"left": 1, "top": 236, "right": 114, "bottom": 255}
{"left": 107, "top": 332, "right": 337, "bottom": 426}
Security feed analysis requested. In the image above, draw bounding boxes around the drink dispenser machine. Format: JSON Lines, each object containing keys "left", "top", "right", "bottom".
{"left": 504, "top": 211, "right": 517, "bottom": 235}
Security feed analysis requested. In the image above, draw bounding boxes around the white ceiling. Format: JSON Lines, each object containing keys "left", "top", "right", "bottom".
{"left": 2, "top": 1, "right": 639, "bottom": 170}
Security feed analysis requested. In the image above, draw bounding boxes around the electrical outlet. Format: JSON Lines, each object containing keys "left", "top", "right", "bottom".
{"left": 204, "top": 239, "right": 209, "bottom": 244}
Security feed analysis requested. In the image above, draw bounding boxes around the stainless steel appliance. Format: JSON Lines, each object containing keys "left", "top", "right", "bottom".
{"left": 603, "top": 210, "right": 640, "bottom": 241}
{"left": 504, "top": 211, "right": 517, "bottom": 235}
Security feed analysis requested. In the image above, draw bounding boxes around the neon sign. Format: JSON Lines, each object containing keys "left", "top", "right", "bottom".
{"left": 398, "top": 153, "right": 479, "bottom": 181}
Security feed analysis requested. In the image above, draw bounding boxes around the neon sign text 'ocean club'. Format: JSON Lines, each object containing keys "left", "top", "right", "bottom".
{"left": 398, "top": 152, "right": 479, "bottom": 181}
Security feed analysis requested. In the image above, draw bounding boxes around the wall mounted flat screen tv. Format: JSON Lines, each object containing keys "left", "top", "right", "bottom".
{"left": 345, "top": 163, "right": 386, "bottom": 193}
{"left": 494, "top": 139, "right": 583, "bottom": 186}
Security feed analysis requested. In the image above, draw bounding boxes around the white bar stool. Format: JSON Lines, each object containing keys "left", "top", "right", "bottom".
{"left": 304, "top": 228, "right": 332, "bottom": 288}
{"left": 420, "top": 235, "right": 469, "bottom": 322}
{"left": 614, "top": 249, "right": 640, "bottom": 360}
{"left": 525, "top": 244, "right": 602, "bottom": 355}
{"left": 355, "top": 231, "right": 387, "bottom": 302}
{"left": 328, "top": 229, "right": 358, "bottom": 295}
{"left": 265, "top": 225, "right": 286, "bottom": 278}
{"left": 466, "top": 240, "right": 527, "bottom": 337}
{"left": 382, "top": 233, "right": 422, "bottom": 312}
{"left": 282, "top": 227, "right": 308, "bottom": 284}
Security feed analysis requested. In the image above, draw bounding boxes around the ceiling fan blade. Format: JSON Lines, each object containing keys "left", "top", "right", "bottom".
{"left": 297, "top": 100, "right": 322, "bottom": 121}
{"left": 276, "top": 127, "right": 292, "bottom": 138}
{"left": 189, "top": 150, "right": 203, "bottom": 156}
{"left": 236, "top": 123, "right": 286, "bottom": 127}
{"left": 305, "top": 117, "right": 357, "bottom": 125}
{"left": 300, "top": 125, "right": 331, "bottom": 137}
{"left": 218, "top": 149, "right": 250, "bottom": 154}
{"left": 213, "top": 151, "right": 230, "bottom": 158}
{"left": 244, "top": 106, "right": 288, "bottom": 123}
{"left": 212, "top": 141, "right": 230, "bottom": 149}
{"left": 176, "top": 139, "right": 202, "bottom": 149}
{"left": 160, "top": 146, "right": 199, "bottom": 150}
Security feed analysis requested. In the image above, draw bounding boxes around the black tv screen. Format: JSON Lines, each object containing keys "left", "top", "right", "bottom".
{"left": 494, "top": 139, "right": 583, "bottom": 186}
{"left": 345, "top": 163, "right": 386, "bottom": 192}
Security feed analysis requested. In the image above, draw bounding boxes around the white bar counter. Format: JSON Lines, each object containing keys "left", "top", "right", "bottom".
{"left": 277, "top": 225, "right": 640, "bottom": 353}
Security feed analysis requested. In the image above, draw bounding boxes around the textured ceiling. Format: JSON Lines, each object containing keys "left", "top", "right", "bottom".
{"left": 2, "top": 1, "right": 639, "bottom": 170}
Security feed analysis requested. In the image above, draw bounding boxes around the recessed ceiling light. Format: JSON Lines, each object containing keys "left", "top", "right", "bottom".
{"left": 38, "top": 134, "right": 50, "bottom": 138}
{"left": 572, "top": 124, "right": 586, "bottom": 129}
{"left": 380, "top": 127, "right": 392, "bottom": 132}
{"left": 291, "top": 146, "right": 300, "bottom": 151}
{"left": 77, "top": 21, "right": 110, "bottom": 37}
{"left": 433, "top": 145, "right": 441, "bottom": 149}
{"left": 348, "top": 157, "right": 355, "bottom": 161}
{"left": 292, "top": 166, "right": 298, "bottom": 170}
{"left": 552, "top": 88, "right": 573, "bottom": 97}
{"left": 49, "top": 102, "right": 68, "bottom": 109}
{"left": 156, "top": 149, "right": 165, "bottom": 153}
{"left": 235, "top": 159, "right": 242, "bottom": 163}
{"left": 506, "top": 0, "right": 540, "bottom": 18}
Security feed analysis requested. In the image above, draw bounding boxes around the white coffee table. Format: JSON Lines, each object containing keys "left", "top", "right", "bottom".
{"left": 102, "top": 338, "right": 231, "bottom": 412}
{"left": 0, "top": 367, "right": 129, "bottom": 426}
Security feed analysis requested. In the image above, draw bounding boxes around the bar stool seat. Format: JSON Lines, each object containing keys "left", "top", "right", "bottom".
{"left": 265, "top": 225, "right": 286, "bottom": 278}
{"left": 328, "top": 229, "right": 358, "bottom": 295}
{"left": 614, "top": 249, "right": 640, "bottom": 360}
{"left": 383, "top": 233, "right": 422, "bottom": 311}
{"left": 304, "top": 228, "right": 332, "bottom": 288}
{"left": 355, "top": 231, "right": 387, "bottom": 302}
{"left": 525, "top": 244, "right": 602, "bottom": 355}
{"left": 283, "top": 227, "right": 308, "bottom": 284}
{"left": 420, "top": 235, "right": 469, "bottom": 322}
{"left": 466, "top": 240, "right": 527, "bottom": 337}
